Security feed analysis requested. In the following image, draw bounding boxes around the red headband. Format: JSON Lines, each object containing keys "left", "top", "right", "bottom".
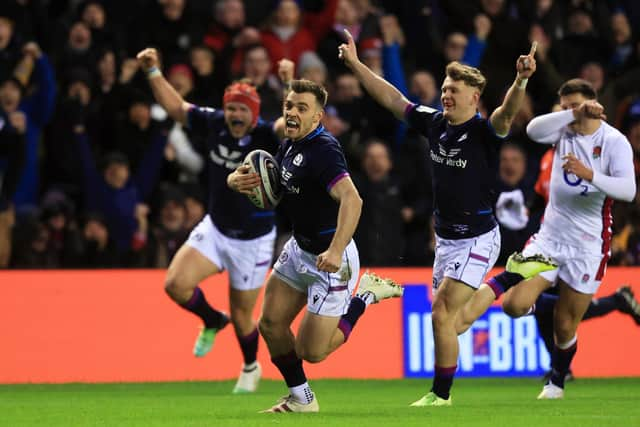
{"left": 223, "top": 82, "right": 261, "bottom": 128}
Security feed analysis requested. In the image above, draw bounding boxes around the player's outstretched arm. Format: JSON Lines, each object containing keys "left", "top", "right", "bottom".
{"left": 136, "top": 48, "right": 191, "bottom": 125}
{"left": 339, "top": 29, "right": 410, "bottom": 121}
{"left": 490, "top": 42, "right": 537, "bottom": 137}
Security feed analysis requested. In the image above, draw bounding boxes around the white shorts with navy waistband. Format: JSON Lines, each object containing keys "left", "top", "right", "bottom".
{"left": 185, "top": 214, "right": 276, "bottom": 291}
{"left": 521, "top": 232, "right": 606, "bottom": 295}
{"left": 273, "top": 236, "right": 360, "bottom": 317}
{"left": 432, "top": 225, "right": 501, "bottom": 292}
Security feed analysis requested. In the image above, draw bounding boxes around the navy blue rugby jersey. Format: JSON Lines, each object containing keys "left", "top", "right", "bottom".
{"left": 405, "top": 104, "right": 502, "bottom": 239}
{"left": 187, "top": 106, "right": 280, "bottom": 239}
{"left": 276, "top": 125, "right": 350, "bottom": 255}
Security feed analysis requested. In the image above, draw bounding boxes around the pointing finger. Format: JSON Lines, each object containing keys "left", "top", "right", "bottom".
{"left": 344, "top": 28, "right": 354, "bottom": 43}
{"left": 529, "top": 41, "right": 538, "bottom": 57}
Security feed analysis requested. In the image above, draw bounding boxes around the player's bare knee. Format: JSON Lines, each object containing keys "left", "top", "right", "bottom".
{"left": 296, "top": 346, "right": 327, "bottom": 363}
{"left": 431, "top": 300, "right": 453, "bottom": 329}
{"left": 258, "top": 316, "right": 280, "bottom": 340}
{"left": 501, "top": 295, "right": 527, "bottom": 317}
{"left": 554, "top": 318, "right": 577, "bottom": 343}
{"left": 455, "top": 317, "right": 471, "bottom": 335}
{"left": 164, "top": 273, "right": 192, "bottom": 302}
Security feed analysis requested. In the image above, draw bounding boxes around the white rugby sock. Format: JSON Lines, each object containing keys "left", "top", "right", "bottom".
{"left": 290, "top": 382, "right": 314, "bottom": 404}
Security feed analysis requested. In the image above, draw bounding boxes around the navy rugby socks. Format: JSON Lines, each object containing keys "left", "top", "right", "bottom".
{"left": 181, "top": 286, "right": 228, "bottom": 329}
{"left": 236, "top": 327, "right": 259, "bottom": 365}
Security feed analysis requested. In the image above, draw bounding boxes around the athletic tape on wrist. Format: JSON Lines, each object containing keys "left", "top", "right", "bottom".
{"left": 517, "top": 78, "right": 528, "bottom": 89}
{"left": 146, "top": 66, "right": 162, "bottom": 79}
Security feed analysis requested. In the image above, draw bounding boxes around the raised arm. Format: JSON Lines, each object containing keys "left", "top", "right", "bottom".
{"left": 489, "top": 42, "right": 537, "bottom": 137}
{"left": 339, "top": 29, "right": 411, "bottom": 121}
{"left": 136, "top": 48, "right": 191, "bottom": 125}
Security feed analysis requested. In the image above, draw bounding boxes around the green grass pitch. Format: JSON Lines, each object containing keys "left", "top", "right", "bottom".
{"left": 2, "top": 378, "right": 639, "bottom": 426}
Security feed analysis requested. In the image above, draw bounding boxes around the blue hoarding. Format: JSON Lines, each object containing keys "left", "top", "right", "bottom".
{"left": 402, "top": 284, "right": 550, "bottom": 377}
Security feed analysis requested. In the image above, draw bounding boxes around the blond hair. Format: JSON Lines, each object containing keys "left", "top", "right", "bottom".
{"left": 445, "top": 61, "right": 487, "bottom": 94}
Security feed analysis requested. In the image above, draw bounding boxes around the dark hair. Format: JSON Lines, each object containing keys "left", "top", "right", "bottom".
{"left": 445, "top": 61, "right": 487, "bottom": 94}
{"left": 101, "top": 151, "right": 129, "bottom": 170}
{"left": 290, "top": 79, "right": 328, "bottom": 107}
{"left": 558, "top": 78, "right": 597, "bottom": 100}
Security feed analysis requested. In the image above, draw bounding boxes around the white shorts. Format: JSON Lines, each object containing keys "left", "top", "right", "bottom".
{"left": 273, "top": 237, "right": 360, "bottom": 317}
{"left": 522, "top": 233, "right": 606, "bottom": 294}
{"left": 433, "top": 226, "right": 501, "bottom": 292}
{"left": 186, "top": 215, "right": 275, "bottom": 291}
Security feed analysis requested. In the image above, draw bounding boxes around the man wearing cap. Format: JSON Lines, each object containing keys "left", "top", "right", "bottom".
{"left": 137, "top": 47, "right": 287, "bottom": 394}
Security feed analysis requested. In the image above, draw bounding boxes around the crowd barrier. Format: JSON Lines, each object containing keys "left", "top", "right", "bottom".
{"left": 1, "top": 268, "right": 639, "bottom": 384}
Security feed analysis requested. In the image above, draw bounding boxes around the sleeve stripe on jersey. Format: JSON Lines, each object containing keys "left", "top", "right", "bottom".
{"left": 404, "top": 102, "right": 417, "bottom": 118}
{"left": 326, "top": 172, "right": 350, "bottom": 191}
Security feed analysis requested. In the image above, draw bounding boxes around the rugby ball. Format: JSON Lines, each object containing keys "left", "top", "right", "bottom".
{"left": 243, "top": 149, "right": 283, "bottom": 209}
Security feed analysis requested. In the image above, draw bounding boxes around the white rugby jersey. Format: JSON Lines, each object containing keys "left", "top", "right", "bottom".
{"left": 526, "top": 110, "right": 635, "bottom": 258}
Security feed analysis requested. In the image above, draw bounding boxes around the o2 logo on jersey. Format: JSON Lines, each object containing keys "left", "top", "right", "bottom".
{"left": 563, "top": 171, "right": 589, "bottom": 197}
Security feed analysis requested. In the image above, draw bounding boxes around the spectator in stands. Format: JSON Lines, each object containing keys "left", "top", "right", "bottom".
{"left": 78, "top": 212, "right": 119, "bottom": 268}
{"left": 494, "top": 142, "right": 537, "bottom": 264}
{"left": 189, "top": 44, "right": 223, "bottom": 106}
{"left": 0, "top": 76, "right": 25, "bottom": 267}
{"left": 74, "top": 122, "right": 168, "bottom": 261}
{"left": 145, "top": 184, "right": 190, "bottom": 268}
{"left": 0, "top": 4, "right": 22, "bottom": 82}
{"left": 77, "top": 0, "right": 122, "bottom": 54}
{"left": 409, "top": 70, "right": 441, "bottom": 110}
{"left": 39, "top": 189, "right": 82, "bottom": 268}
{"left": 10, "top": 211, "right": 57, "bottom": 268}
{"left": 6, "top": 42, "right": 56, "bottom": 208}
{"left": 204, "top": 0, "right": 259, "bottom": 81}
{"left": 114, "top": 90, "right": 167, "bottom": 172}
{"left": 298, "top": 51, "right": 328, "bottom": 85}
{"left": 55, "top": 20, "right": 95, "bottom": 75}
{"left": 353, "top": 140, "right": 405, "bottom": 265}
{"left": 182, "top": 183, "right": 206, "bottom": 230}
{"left": 260, "top": 0, "right": 337, "bottom": 71}
{"left": 609, "top": 10, "right": 633, "bottom": 75}
{"left": 43, "top": 67, "right": 97, "bottom": 204}
{"left": 242, "top": 45, "right": 282, "bottom": 121}
{"left": 134, "top": 0, "right": 204, "bottom": 67}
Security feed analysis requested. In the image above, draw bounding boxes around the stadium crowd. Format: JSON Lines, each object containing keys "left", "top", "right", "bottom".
{"left": 1, "top": 0, "right": 640, "bottom": 269}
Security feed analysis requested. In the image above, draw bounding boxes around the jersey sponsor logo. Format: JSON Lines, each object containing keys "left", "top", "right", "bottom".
{"left": 582, "top": 273, "right": 590, "bottom": 283}
{"left": 313, "top": 294, "right": 320, "bottom": 304}
{"left": 438, "top": 143, "right": 461, "bottom": 158}
{"left": 430, "top": 149, "right": 468, "bottom": 168}
{"left": 293, "top": 153, "right": 303, "bottom": 166}
{"left": 280, "top": 166, "right": 300, "bottom": 194}
{"left": 457, "top": 132, "right": 468, "bottom": 142}
{"left": 209, "top": 145, "right": 243, "bottom": 169}
{"left": 278, "top": 251, "right": 289, "bottom": 264}
{"left": 191, "top": 232, "right": 204, "bottom": 242}
{"left": 592, "top": 146, "right": 602, "bottom": 159}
